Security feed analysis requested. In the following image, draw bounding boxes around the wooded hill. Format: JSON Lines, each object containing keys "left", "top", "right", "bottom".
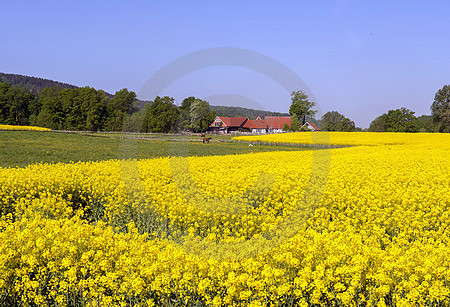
{"left": 0, "top": 72, "right": 291, "bottom": 119}
{"left": 0, "top": 73, "right": 78, "bottom": 94}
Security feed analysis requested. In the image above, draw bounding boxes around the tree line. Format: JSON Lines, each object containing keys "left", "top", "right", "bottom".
{"left": 368, "top": 85, "right": 449, "bottom": 132}
{"left": 0, "top": 80, "right": 448, "bottom": 133}
{"left": 0, "top": 82, "right": 217, "bottom": 133}
{"left": 287, "top": 86, "right": 449, "bottom": 133}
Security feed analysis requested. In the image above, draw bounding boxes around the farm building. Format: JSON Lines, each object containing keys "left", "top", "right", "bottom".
{"left": 209, "top": 116, "right": 291, "bottom": 134}
{"left": 243, "top": 119, "right": 267, "bottom": 134}
{"left": 301, "top": 122, "right": 320, "bottom": 131}
{"left": 209, "top": 116, "right": 248, "bottom": 133}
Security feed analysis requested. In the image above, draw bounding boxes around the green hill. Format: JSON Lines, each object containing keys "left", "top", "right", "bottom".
{"left": 0, "top": 72, "right": 78, "bottom": 94}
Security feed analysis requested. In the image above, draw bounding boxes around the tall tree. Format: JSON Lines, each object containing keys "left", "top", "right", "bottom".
{"left": 35, "top": 86, "right": 64, "bottom": 129}
{"left": 431, "top": 85, "right": 450, "bottom": 132}
{"left": 111, "top": 88, "right": 137, "bottom": 114}
{"left": 289, "top": 90, "right": 317, "bottom": 125}
{"left": 0, "top": 83, "right": 35, "bottom": 125}
{"left": 189, "top": 99, "right": 215, "bottom": 132}
{"left": 81, "top": 88, "right": 109, "bottom": 131}
{"left": 385, "top": 108, "right": 418, "bottom": 132}
{"left": 106, "top": 88, "right": 137, "bottom": 131}
{"left": 178, "top": 96, "right": 196, "bottom": 131}
{"left": 142, "top": 96, "right": 179, "bottom": 133}
{"left": 0, "top": 82, "right": 12, "bottom": 123}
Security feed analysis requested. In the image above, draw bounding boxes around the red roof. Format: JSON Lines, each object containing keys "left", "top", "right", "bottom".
{"left": 209, "top": 116, "right": 293, "bottom": 130}
{"left": 209, "top": 116, "right": 248, "bottom": 128}
{"left": 264, "top": 116, "right": 291, "bottom": 129}
{"left": 244, "top": 119, "right": 268, "bottom": 129}
{"left": 306, "top": 122, "right": 320, "bottom": 130}
{"left": 244, "top": 116, "right": 291, "bottom": 130}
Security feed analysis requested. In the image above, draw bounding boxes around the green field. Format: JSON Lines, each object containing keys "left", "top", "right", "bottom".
{"left": 0, "top": 131, "right": 312, "bottom": 168}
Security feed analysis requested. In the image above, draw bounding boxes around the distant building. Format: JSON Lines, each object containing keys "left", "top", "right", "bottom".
{"left": 209, "top": 116, "right": 248, "bottom": 133}
{"left": 301, "top": 122, "right": 320, "bottom": 131}
{"left": 243, "top": 119, "right": 267, "bottom": 134}
{"left": 209, "top": 115, "right": 292, "bottom": 134}
{"left": 264, "top": 116, "right": 291, "bottom": 133}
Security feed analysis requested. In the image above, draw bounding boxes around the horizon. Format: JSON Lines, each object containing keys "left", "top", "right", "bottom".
{"left": 1, "top": 1, "right": 449, "bottom": 128}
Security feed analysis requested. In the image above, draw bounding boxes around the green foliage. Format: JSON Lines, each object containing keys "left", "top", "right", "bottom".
{"left": 431, "top": 85, "right": 450, "bottom": 132}
{"left": 122, "top": 109, "right": 146, "bottom": 132}
{"left": 0, "top": 72, "right": 78, "bottom": 94}
{"left": 368, "top": 114, "right": 388, "bottom": 132}
{"left": 369, "top": 108, "right": 418, "bottom": 132}
{"left": 289, "top": 90, "right": 317, "bottom": 125}
{"left": 29, "top": 86, "right": 137, "bottom": 131}
{"left": 415, "top": 115, "right": 437, "bottom": 132}
{"left": 111, "top": 88, "right": 137, "bottom": 114}
{"left": 142, "top": 96, "right": 180, "bottom": 133}
{"left": 385, "top": 108, "right": 419, "bottom": 132}
{"left": 177, "top": 97, "right": 216, "bottom": 132}
{"left": 189, "top": 99, "right": 216, "bottom": 133}
{"left": 34, "top": 86, "right": 64, "bottom": 129}
{"left": 178, "top": 96, "right": 196, "bottom": 131}
{"left": 336, "top": 117, "right": 356, "bottom": 132}
{"left": 105, "top": 88, "right": 137, "bottom": 131}
{"left": 56, "top": 87, "right": 109, "bottom": 131}
{"left": 0, "top": 82, "right": 35, "bottom": 125}
{"left": 320, "top": 111, "right": 356, "bottom": 132}
{"left": 290, "top": 114, "right": 302, "bottom": 131}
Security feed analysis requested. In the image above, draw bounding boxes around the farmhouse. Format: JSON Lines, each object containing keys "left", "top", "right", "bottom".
{"left": 209, "top": 115, "right": 292, "bottom": 134}
{"left": 301, "top": 122, "right": 320, "bottom": 131}
{"left": 244, "top": 116, "right": 292, "bottom": 134}
{"left": 243, "top": 119, "right": 267, "bottom": 134}
{"left": 209, "top": 116, "right": 248, "bottom": 133}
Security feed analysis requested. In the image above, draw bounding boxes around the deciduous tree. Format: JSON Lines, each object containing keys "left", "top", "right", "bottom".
{"left": 369, "top": 108, "right": 418, "bottom": 132}
{"left": 431, "top": 85, "right": 450, "bottom": 132}
{"left": 320, "top": 111, "right": 356, "bottom": 131}
{"left": 289, "top": 91, "right": 316, "bottom": 125}
{"left": 289, "top": 114, "right": 302, "bottom": 131}
{"left": 142, "top": 96, "right": 179, "bottom": 133}
{"left": 189, "top": 99, "right": 215, "bottom": 133}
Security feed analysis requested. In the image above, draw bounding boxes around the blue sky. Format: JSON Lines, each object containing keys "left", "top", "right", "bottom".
{"left": 1, "top": 0, "right": 449, "bottom": 127}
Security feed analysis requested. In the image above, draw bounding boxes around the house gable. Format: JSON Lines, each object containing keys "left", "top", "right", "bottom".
{"left": 209, "top": 116, "right": 248, "bottom": 129}
{"left": 301, "top": 122, "right": 320, "bottom": 131}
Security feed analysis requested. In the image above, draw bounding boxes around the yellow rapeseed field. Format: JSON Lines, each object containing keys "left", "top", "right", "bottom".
{"left": 0, "top": 132, "right": 449, "bottom": 306}
{"left": 0, "top": 124, "right": 51, "bottom": 131}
